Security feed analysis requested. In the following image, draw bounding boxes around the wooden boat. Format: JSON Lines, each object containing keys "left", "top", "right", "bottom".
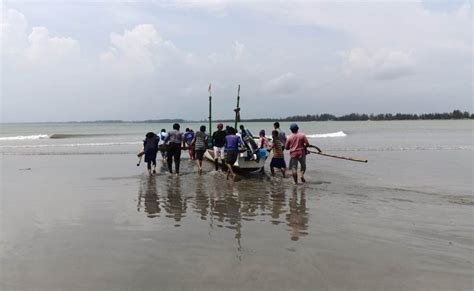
{"left": 204, "top": 84, "right": 268, "bottom": 172}
{"left": 204, "top": 148, "right": 267, "bottom": 172}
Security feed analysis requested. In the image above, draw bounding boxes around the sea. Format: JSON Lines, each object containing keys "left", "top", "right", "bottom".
{"left": 1, "top": 120, "right": 472, "bottom": 290}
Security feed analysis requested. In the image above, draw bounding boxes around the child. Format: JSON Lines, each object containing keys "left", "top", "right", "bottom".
{"left": 143, "top": 132, "right": 159, "bottom": 176}
{"left": 269, "top": 130, "right": 287, "bottom": 177}
{"left": 192, "top": 125, "right": 208, "bottom": 174}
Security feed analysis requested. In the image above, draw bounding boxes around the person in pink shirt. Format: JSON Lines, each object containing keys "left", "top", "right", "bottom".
{"left": 285, "top": 123, "right": 320, "bottom": 184}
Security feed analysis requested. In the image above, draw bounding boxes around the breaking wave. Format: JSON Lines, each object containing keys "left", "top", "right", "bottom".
{"left": 0, "top": 142, "right": 141, "bottom": 149}
{"left": 0, "top": 135, "right": 49, "bottom": 141}
{"left": 307, "top": 131, "right": 347, "bottom": 138}
{"left": 0, "top": 133, "right": 125, "bottom": 141}
{"left": 49, "top": 133, "right": 117, "bottom": 139}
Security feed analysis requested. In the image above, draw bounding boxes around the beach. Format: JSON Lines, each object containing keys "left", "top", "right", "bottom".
{"left": 1, "top": 120, "right": 473, "bottom": 290}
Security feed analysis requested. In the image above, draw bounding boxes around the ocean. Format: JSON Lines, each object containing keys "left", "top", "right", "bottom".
{"left": 1, "top": 120, "right": 472, "bottom": 290}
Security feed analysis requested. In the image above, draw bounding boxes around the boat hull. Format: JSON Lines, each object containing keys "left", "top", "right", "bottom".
{"left": 204, "top": 149, "right": 267, "bottom": 172}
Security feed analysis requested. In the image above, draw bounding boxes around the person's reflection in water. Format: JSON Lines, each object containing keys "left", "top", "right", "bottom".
{"left": 194, "top": 177, "right": 209, "bottom": 220}
{"left": 137, "top": 176, "right": 160, "bottom": 218}
{"left": 270, "top": 184, "right": 287, "bottom": 225}
{"left": 224, "top": 183, "right": 243, "bottom": 260}
{"left": 164, "top": 177, "right": 186, "bottom": 226}
{"left": 286, "top": 186, "right": 309, "bottom": 241}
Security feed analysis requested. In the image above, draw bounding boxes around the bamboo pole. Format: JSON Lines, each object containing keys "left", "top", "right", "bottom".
{"left": 208, "top": 95, "right": 212, "bottom": 135}
{"left": 234, "top": 85, "right": 240, "bottom": 129}
{"left": 307, "top": 149, "right": 368, "bottom": 163}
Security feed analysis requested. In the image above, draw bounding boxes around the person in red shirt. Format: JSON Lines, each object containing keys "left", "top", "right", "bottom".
{"left": 285, "top": 123, "right": 319, "bottom": 184}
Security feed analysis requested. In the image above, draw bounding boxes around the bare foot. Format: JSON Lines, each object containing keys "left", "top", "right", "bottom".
{"left": 301, "top": 176, "right": 306, "bottom": 183}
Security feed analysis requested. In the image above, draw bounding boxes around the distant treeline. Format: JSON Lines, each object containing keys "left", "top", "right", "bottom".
{"left": 61, "top": 110, "right": 472, "bottom": 123}
{"left": 239, "top": 110, "right": 473, "bottom": 122}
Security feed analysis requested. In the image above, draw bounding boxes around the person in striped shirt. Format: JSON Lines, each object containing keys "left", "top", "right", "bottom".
{"left": 269, "top": 130, "right": 287, "bottom": 177}
{"left": 192, "top": 125, "right": 208, "bottom": 175}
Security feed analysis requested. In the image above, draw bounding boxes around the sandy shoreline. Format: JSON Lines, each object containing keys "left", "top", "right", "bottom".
{"left": 1, "top": 152, "right": 473, "bottom": 290}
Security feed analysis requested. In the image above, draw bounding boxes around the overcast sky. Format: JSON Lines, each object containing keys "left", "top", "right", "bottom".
{"left": 1, "top": 0, "right": 472, "bottom": 122}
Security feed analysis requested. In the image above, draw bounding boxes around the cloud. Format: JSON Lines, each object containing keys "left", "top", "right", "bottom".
{"left": 2, "top": 9, "right": 80, "bottom": 65}
{"left": 262, "top": 72, "right": 298, "bottom": 95}
{"left": 24, "top": 27, "right": 80, "bottom": 64}
{"left": 232, "top": 40, "right": 245, "bottom": 60}
{"left": 1, "top": 3, "right": 471, "bottom": 122}
{"left": 100, "top": 24, "right": 182, "bottom": 76}
{"left": 1, "top": 8, "right": 29, "bottom": 55}
{"left": 342, "top": 48, "right": 415, "bottom": 80}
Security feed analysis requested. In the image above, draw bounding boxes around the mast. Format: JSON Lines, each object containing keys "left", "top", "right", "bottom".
{"left": 234, "top": 84, "right": 240, "bottom": 129}
{"left": 208, "top": 83, "right": 212, "bottom": 135}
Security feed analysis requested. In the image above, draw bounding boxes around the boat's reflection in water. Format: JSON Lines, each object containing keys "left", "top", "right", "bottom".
{"left": 137, "top": 173, "right": 309, "bottom": 242}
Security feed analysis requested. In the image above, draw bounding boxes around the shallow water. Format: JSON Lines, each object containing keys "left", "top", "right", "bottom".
{"left": 1, "top": 121, "right": 473, "bottom": 290}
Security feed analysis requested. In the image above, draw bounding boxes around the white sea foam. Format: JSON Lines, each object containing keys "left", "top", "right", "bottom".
{"left": 0, "top": 142, "right": 141, "bottom": 148}
{"left": 0, "top": 134, "right": 49, "bottom": 141}
{"left": 307, "top": 131, "right": 347, "bottom": 138}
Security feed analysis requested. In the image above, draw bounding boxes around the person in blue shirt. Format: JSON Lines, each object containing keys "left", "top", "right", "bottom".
{"left": 225, "top": 127, "right": 244, "bottom": 180}
{"left": 184, "top": 128, "right": 195, "bottom": 160}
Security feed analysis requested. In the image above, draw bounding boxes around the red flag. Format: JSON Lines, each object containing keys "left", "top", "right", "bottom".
{"left": 208, "top": 83, "right": 212, "bottom": 95}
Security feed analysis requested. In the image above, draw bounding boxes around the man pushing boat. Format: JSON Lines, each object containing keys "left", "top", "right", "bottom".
{"left": 285, "top": 123, "right": 321, "bottom": 184}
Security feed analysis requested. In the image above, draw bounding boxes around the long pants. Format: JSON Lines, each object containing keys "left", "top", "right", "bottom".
{"left": 167, "top": 143, "right": 181, "bottom": 173}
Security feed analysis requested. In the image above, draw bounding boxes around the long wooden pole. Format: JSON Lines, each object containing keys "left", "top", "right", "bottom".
{"left": 207, "top": 83, "right": 212, "bottom": 135}
{"left": 307, "top": 149, "right": 368, "bottom": 163}
{"left": 234, "top": 85, "right": 240, "bottom": 129}
{"left": 209, "top": 95, "right": 212, "bottom": 134}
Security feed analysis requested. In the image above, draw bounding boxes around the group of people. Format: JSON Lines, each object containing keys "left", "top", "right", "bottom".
{"left": 139, "top": 121, "right": 320, "bottom": 184}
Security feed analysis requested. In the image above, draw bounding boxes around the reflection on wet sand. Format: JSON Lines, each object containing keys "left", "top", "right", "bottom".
{"left": 136, "top": 172, "right": 310, "bottom": 241}
{"left": 287, "top": 187, "right": 308, "bottom": 241}
{"left": 137, "top": 175, "right": 160, "bottom": 218}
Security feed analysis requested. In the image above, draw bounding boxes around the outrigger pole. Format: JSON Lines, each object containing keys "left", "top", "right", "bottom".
{"left": 307, "top": 148, "right": 368, "bottom": 163}
{"left": 208, "top": 83, "right": 212, "bottom": 134}
{"left": 234, "top": 84, "right": 241, "bottom": 129}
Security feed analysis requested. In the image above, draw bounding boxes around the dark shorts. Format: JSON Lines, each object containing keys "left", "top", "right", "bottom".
{"left": 270, "top": 157, "right": 286, "bottom": 169}
{"left": 144, "top": 149, "right": 158, "bottom": 163}
{"left": 289, "top": 156, "right": 306, "bottom": 171}
{"left": 195, "top": 149, "right": 205, "bottom": 161}
{"left": 226, "top": 151, "right": 238, "bottom": 165}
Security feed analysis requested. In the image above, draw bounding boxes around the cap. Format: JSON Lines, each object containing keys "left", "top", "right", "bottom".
{"left": 290, "top": 123, "right": 299, "bottom": 130}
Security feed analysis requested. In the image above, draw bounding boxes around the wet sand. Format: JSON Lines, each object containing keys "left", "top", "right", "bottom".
{"left": 1, "top": 150, "right": 472, "bottom": 291}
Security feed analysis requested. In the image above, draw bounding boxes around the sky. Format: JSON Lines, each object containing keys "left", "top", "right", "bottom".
{"left": 1, "top": 0, "right": 472, "bottom": 122}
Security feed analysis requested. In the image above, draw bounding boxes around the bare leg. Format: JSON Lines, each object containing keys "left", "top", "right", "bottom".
{"left": 195, "top": 159, "right": 200, "bottom": 174}
{"left": 270, "top": 167, "right": 275, "bottom": 177}
{"left": 292, "top": 169, "right": 298, "bottom": 184}
{"left": 227, "top": 165, "right": 235, "bottom": 180}
{"left": 281, "top": 168, "right": 286, "bottom": 178}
